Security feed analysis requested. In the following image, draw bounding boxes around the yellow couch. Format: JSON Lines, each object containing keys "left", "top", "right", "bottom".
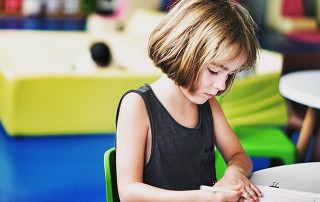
{"left": 0, "top": 30, "right": 160, "bottom": 136}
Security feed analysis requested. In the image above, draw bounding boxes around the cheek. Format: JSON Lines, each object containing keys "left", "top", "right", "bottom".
{"left": 199, "top": 73, "right": 214, "bottom": 88}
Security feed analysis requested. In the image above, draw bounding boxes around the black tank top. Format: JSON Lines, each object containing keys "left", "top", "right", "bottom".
{"left": 116, "top": 84, "right": 216, "bottom": 191}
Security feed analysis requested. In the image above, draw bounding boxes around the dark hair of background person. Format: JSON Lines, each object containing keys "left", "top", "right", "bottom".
{"left": 90, "top": 42, "right": 112, "bottom": 67}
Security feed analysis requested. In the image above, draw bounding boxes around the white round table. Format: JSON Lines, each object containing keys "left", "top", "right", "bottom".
{"left": 250, "top": 162, "right": 320, "bottom": 193}
{"left": 279, "top": 70, "right": 320, "bottom": 109}
{"left": 279, "top": 70, "right": 320, "bottom": 162}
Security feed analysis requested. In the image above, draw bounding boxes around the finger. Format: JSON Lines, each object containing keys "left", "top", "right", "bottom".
{"left": 240, "top": 186, "right": 256, "bottom": 202}
{"left": 250, "top": 183, "right": 263, "bottom": 197}
{"left": 243, "top": 184, "right": 262, "bottom": 201}
{"left": 245, "top": 185, "right": 259, "bottom": 201}
{"left": 240, "top": 190, "right": 250, "bottom": 201}
{"left": 245, "top": 183, "right": 263, "bottom": 201}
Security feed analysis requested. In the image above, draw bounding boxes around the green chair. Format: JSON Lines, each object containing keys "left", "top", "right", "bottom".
{"left": 215, "top": 126, "right": 296, "bottom": 179}
{"left": 222, "top": 73, "right": 288, "bottom": 127}
{"left": 215, "top": 73, "right": 297, "bottom": 180}
{"left": 104, "top": 147, "right": 120, "bottom": 202}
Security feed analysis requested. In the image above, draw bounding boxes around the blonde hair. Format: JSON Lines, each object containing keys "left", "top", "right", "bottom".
{"left": 148, "top": 0, "right": 260, "bottom": 95}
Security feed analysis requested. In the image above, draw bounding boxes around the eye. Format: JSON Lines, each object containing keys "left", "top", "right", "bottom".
{"left": 208, "top": 68, "right": 218, "bottom": 75}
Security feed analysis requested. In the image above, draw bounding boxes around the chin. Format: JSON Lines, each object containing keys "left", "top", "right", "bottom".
{"left": 191, "top": 97, "right": 208, "bottom": 105}
{"left": 186, "top": 92, "right": 208, "bottom": 105}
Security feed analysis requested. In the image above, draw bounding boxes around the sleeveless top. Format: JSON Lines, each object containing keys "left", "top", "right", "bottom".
{"left": 116, "top": 84, "right": 216, "bottom": 191}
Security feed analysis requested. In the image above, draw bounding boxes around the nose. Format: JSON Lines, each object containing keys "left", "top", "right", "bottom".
{"left": 212, "top": 81, "right": 226, "bottom": 91}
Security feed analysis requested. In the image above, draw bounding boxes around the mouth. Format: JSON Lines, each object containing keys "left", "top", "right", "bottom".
{"left": 205, "top": 93, "right": 214, "bottom": 98}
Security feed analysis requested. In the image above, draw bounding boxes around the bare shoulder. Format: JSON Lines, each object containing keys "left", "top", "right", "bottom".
{"left": 118, "top": 92, "right": 148, "bottom": 122}
{"left": 209, "top": 97, "right": 223, "bottom": 117}
{"left": 117, "top": 92, "right": 149, "bottom": 138}
{"left": 208, "top": 97, "right": 229, "bottom": 128}
{"left": 119, "top": 92, "right": 146, "bottom": 111}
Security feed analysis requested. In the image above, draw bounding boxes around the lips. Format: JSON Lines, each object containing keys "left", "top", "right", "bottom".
{"left": 205, "top": 93, "right": 214, "bottom": 98}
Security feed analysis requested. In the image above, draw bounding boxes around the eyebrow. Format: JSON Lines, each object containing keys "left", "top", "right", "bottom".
{"left": 219, "top": 65, "right": 230, "bottom": 71}
{"left": 210, "top": 64, "right": 238, "bottom": 75}
{"left": 210, "top": 64, "right": 230, "bottom": 71}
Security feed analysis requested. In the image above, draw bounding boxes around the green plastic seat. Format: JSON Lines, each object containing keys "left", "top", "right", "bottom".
{"left": 215, "top": 73, "right": 297, "bottom": 180}
{"left": 222, "top": 73, "right": 288, "bottom": 127}
{"left": 215, "top": 126, "right": 296, "bottom": 179}
{"left": 104, "top": 147, "right": 120, "bottom": 202}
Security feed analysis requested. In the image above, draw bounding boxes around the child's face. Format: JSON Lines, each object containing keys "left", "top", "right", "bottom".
{"left": 180, "top": 55, "right": 245, "bottom": 104}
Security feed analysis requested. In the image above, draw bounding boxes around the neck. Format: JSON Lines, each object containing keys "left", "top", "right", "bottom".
{"left": 151, "top": 74, "right": 195, "bottom": 107}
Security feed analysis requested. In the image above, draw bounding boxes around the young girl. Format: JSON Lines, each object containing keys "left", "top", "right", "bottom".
{"left": 116, "top": 0, "right": 262, "bottom": 201}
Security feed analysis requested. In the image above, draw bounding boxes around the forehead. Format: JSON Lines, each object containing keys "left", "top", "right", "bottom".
{"left": 207, "top": 42, "right": 248, "bottom": 70}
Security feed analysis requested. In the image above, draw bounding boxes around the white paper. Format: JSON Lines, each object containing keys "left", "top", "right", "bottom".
{"left": 245, "top": 186, "right": 320, "bottom": 202}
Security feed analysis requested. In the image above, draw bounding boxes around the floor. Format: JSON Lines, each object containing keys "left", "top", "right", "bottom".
{"left": 0, "top": 123, "right": 116, "bottom": 202}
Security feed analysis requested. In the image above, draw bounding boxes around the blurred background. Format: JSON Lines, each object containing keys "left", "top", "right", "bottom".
{"left": 0, "top": 0, "right": 319, "bottom": 201}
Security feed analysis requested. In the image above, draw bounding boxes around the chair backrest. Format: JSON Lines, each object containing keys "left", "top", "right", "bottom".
{"left": 281, "top": 0, "right": 304, "bottom": 17}
{"left": 104, "top": 147, "right": 120, "bottom": 202}
{"left": 222, "top": 73, "right": 288, "bottom": 127}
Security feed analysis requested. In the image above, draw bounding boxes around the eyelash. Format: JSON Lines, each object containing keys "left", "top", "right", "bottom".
{"left": 208, "top": 69, "right": 218, "bottom": 75}
{"left": 208, "top": 70, "right": 234, "bottom": 80}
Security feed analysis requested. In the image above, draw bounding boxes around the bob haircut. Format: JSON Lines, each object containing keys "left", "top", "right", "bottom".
{"left": 148, "top": 0, "right": 260, "bottom": 95}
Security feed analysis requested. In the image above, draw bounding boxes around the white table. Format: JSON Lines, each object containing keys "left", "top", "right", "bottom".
{"left": 279, "top": 70, "right": 320, "bottom": 162}
{"left": 250, "top": 162, "right": 320, "bottom": 193}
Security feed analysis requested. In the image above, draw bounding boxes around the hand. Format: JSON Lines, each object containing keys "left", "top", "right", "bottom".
{"left": 200, "top": 184, "right": 243, "bottom": 202}
{"left": 215, "top": 166, "right": 262, "bottom": 202}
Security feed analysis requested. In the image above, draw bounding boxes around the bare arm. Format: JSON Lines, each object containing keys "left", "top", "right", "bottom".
{"left": 210, "top": 97, "right": 252, "bottom": 176}
{"left": 209, "top": 97, "right": 262, "bottom": 202}
{"left": 116, "top": 93, "right": 242, "bottom": 202}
